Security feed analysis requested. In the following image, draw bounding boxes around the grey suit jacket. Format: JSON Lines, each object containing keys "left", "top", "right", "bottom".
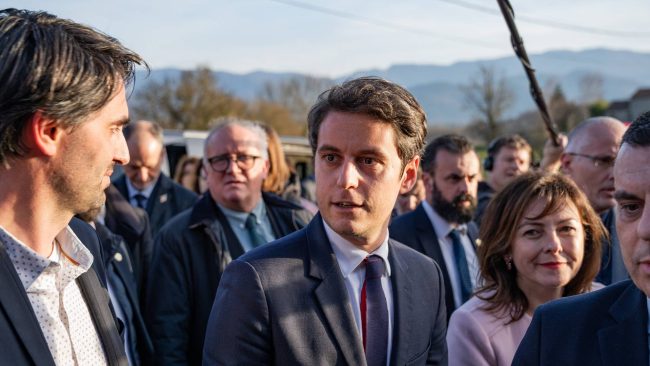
{"left": 390, "top": 203, "right": 478, "bottom": 320}
{"left": 202, "top": 213, "right": 448, "bottom": 365}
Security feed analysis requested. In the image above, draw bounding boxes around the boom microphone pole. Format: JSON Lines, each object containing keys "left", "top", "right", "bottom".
{"left": 496, "top": 0, "right": 561, "bottom": 145}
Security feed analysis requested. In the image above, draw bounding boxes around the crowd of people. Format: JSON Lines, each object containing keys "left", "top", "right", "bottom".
{"left": 1, "top": 8, "right": 649, "bottom": 366}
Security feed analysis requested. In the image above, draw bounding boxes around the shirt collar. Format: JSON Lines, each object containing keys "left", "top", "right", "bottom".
{"left": 125, "top": 176, "right": 156, "bottom": 199}
{"left": 421, "top": 200, "right": 467, "bottom": 237}
{"left": 323, "top": 218, "right": 391, "bottom": 279}
{"left": 0, "top": 225, "right": 94, "bottom": 290}
{"left": 218, "top": 200, "right": 267, "bottom": 225}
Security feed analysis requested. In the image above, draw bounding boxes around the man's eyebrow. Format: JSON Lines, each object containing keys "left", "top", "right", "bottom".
{"left": 114, "top": 117, "right": 130, "bottom": 126}
{"left": 614, "top": 190, "right": 641, "bottom": 201}
{"left": 317, "top": 144, "right": 340, "bottom": 153}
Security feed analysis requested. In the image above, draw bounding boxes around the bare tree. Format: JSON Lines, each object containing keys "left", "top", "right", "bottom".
{"left": 131, "top": 67, "right": 245, "bottom": 130}
{"left": 461, "top": 65, "right": 515, "bottom": 141}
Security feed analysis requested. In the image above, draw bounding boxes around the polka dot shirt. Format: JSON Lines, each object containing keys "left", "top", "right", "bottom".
{"left": 0, "top": 226, "right": 108, "bottom": 366}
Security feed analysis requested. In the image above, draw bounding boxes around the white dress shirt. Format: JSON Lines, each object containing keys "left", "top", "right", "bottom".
{"left": 324, "top": 220, "right": 394, "bottom": 365}
{"left": 0, "top": 225, "right": 107, "bottom": 366}
{"left": 421, "top": 200, "right": 479, "bottom": 308}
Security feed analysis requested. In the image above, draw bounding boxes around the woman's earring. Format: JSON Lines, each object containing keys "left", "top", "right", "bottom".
{"left": 504, "top": 255, "right": 513, "bottom": 271}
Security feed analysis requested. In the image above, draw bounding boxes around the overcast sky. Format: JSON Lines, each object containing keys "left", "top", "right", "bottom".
{"left": 12, "top": 0, "right": 650, "bottom": 77}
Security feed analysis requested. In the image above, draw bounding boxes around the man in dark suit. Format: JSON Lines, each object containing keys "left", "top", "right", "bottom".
{"left": 203, "top": 77, "right": 447, "bottom": 365}
{"left": 512, "top": 111, "right": 650, "bottom": 365}
{"left": 145, "top": 119, "right": 311, "bottom": 365}
{"left": 113, "top": 120, "right": 197, "bottom": 236}
{"left": 0, "top": 8, "right": 145, "bottom": 365}
{"left": 391, "top": 134, "right": 481, "bottom": 319}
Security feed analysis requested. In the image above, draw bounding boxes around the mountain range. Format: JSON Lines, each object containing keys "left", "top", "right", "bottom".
{"left": 133, "top": 48, "right": 650, "bottom": 126}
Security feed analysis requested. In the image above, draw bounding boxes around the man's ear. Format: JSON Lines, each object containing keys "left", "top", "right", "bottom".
{"left": 24, "top": 111, "right": 63, "bottom": 157}
{"left": 400, "top": 156, "right": 420, "bottom": 194}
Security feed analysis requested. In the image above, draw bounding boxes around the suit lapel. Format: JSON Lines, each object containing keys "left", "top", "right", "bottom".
{"left": 413, "top": 206, "right": 455, "bottom": 316}
{"left": 598, "top": 283, "right": 649, "bottom": 366}
{"left": 388, "top": 241, "right": 413, "bottom": 366}
{"left": 77, "top": 269, "right": 128, "bottom": 366}
{"left": 146, "top": 175, "right": 167, "bottom": 224}
{"left": 0, "top": 247, "right": 55, "bottom": 366}
{"left": 307, "top": 216, "right": 366, "bottom": 366}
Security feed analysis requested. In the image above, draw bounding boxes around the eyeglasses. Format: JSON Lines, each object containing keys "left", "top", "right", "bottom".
{"left": 205, "top": 154, "right": 261, "bottom": 172}
{"left": 567, "top": 152, "right": 616, "bottom": 169}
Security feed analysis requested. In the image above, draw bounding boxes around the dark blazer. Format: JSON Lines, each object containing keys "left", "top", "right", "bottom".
{"left": 95, "top": 223, "right": 153, "bottom": 365}
{"left": 104, "top": 184, "right": 154, "bottom": 294}
{"left": 0, "top": 218, "right": 127, "bottom": 366}
{"left": 390, "top": 203, "right": 479, "bottom": 320}
{"left": 113, "top": 174, "right": 197, "bottom": 236}
{"left": 203, "top": 214, "right": 448, "bottom": 365}
{"left": 512, "top": 280, "right": 649, "bottom": 366}
{"left": 145, "top": 192, "right": 310, "bottom": 366}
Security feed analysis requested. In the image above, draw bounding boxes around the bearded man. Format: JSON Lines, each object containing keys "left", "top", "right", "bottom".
{"left": 391, "top": 134, "right": 481, "bottom": 320}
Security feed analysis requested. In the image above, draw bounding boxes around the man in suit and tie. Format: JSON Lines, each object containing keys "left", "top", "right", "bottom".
{"left": 512, "top": 111, "right": 650, "bottom": 365}
{"left": 203, "top": 77, "right": 447, "bottom": 365}
{"left": 390, "top": 134, "right": 481, "bottom": 319}
{"left": 0, "top": 8, "right": 145, "bottom": 365}
{"left": 145, "top": 119, "right": 310, "bottom": 365}
{"left": 112, "top": 120, "right": 197, "bottom": 236}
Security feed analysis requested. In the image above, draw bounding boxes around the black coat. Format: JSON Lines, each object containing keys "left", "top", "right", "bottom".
{"left": 144, "top": 192, "right": 311, "bottom": 365}
{"left": 95, "top": 223, "right": 154, "bottom": 366}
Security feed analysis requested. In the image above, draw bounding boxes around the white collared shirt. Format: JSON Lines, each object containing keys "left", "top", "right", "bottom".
{"left": 421, "top": 200, "right": 479, "bottom": 308}
{"left": 0, "top": 225, "right": 107, "bottom": 366}
{"left": 324, "top": 219, "right": 394, "bottom": 365}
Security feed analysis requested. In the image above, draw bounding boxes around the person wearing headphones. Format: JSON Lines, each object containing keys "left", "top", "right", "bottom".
{"left": 475, "top": 134, "right": 566, "bottom": 227}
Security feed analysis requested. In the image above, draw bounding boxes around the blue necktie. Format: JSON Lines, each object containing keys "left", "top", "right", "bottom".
{"left": 244, "top": 213, "right": 267, "bottom": 248}
{"left": 363, "top": 255, "right": 388, "bottom": 366}
{"left": 133, "top": 193, "right": 147, "bottom": 209}
{"left": 449, "top": 229, "right": 472, "bottom": 303}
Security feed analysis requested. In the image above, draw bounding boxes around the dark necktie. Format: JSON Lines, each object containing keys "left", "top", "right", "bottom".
{"left": 449, "top": 228, "right": 472, "bottom": 303}
{"left": 361, "top": 255, "right": 388, "bottom": 366}
{"left": 244, "top": 213, "right": 267, "bottom": 248}
{"left": 133, "top": 193, "right": 147, "bottom": 209}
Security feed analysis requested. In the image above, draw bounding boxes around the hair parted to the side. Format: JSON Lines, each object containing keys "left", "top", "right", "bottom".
{"left": 0, "top": 8, "right": 147, "bottom": 165}
{"left": 307, "top": 77, "right": 427, "bottom": 168}
{"left": 475, "top": 172, "right": 605, "bottom": 322}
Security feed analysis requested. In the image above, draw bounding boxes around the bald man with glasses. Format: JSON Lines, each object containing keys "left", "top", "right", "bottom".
{"left": 561, "top": 116, "right": 628, "bottom": 285}
{"left": 144, "top": 119, "right": 311, "bottom": 365}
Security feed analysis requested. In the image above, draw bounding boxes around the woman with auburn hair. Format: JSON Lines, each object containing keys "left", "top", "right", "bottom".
{"left": 446, "top": 172, "right": 605, "bottom": 366}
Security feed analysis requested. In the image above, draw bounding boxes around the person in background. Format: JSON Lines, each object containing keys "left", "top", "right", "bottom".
{"left": 560, "top": 116, "right": 628, "bottom": 285}
{"left": 447, "top": 172, "right": 604, "bottom": 366}
{"left": 173, "top": 155, "right": 203, "bottom": 194}
{"left": 261, "top": 123, "right": 319, "bottom": 215}
{"left": 475, "top": 134, "right": 567, "bottom": 226}
{"left": 145, "top": 119, "right": 310, "bottom": 365}
{"left": 390, "top": 134, "right": 482, "bottom": 320}
{"left": 113, "top": 120, "right": 197, "bottom": 236}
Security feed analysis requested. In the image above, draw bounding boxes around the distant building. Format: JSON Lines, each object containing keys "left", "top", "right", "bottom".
{"left": 606, "top": 88, "right": 650, "bottom": 123}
